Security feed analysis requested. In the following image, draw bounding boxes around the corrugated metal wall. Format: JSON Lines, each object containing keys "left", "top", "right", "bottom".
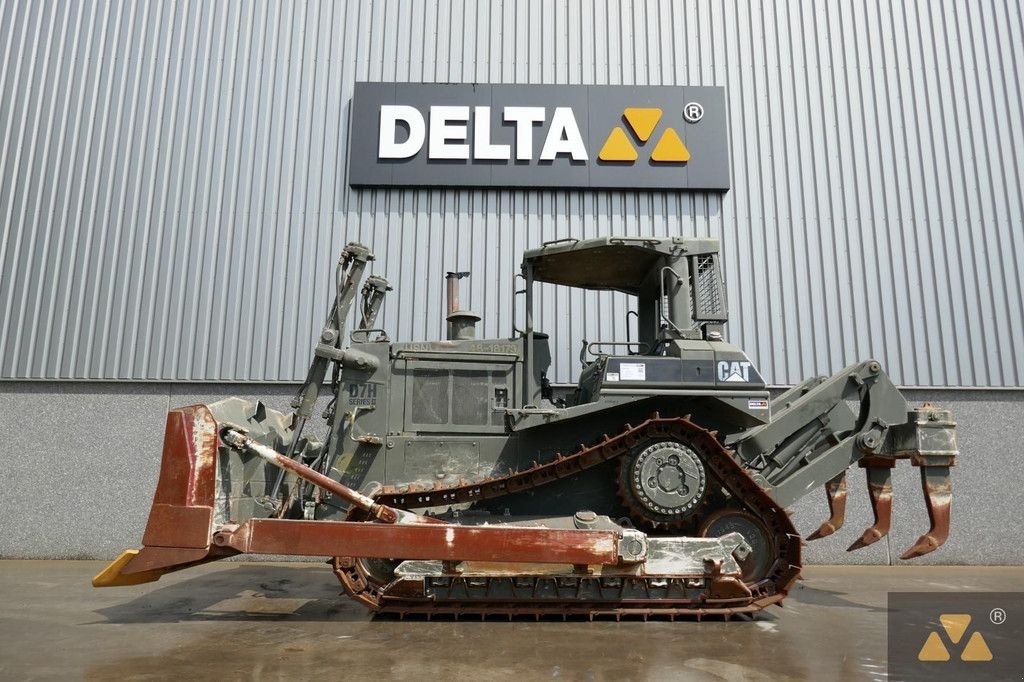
{"left": 1, "top": 0, "right": 1022, "bottom": 386}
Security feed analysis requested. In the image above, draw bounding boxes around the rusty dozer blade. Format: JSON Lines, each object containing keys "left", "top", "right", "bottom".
{"left": 94, "top": 402, "right": 657, "bottom": 588}
{"left": 92, "top": 404, "right": 225, "bottom": 587}
{"left": 847, "top": 460, "right": 894, "bottom": 552}
{"left": 900, "top": 465, "right": 952, "bottom": 560}
{"left": 807, "top": 471, "right": 847, "bottom": 540}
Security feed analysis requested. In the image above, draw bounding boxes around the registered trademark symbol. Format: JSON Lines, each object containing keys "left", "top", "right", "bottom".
{"left": 683, "top": 102, "right": 704, "bottom": 123}
{"left": 990, "top": 607, "right": 1006, "bottom": 625}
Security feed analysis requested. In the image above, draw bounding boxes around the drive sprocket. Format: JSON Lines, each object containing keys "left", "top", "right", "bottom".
{"left": 617, "top": 439, "right": 709, "bottom": 530}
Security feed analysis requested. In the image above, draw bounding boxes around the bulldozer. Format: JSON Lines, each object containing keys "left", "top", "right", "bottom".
{"left": 94, "top": 236, "right": 958, "bottom": 619}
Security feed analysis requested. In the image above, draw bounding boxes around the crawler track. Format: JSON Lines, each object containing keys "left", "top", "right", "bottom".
{"left": 334, "top": 414, "right": 801, "bottom": 617}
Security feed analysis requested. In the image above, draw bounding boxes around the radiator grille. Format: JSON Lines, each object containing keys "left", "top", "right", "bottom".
{"left": 411, "top": 370, "right": 450, "bottom": 424}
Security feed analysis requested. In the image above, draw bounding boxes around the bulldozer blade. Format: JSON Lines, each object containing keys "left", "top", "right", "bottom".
{"left": 93, "top": 405, "right": 224, "bottom": 586}
{"left": 847, "top": 463, "right": 894, "bottom": 552}
{"left": 900, "top": 465, "right": 952, "bottom": 560}
{"left": 807, "top": 471, "right": 847, "bottom": 540}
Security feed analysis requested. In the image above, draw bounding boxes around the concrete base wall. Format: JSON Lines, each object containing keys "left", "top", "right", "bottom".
{"left": 1, "top": 382, "right": 1020, "bottom": 565}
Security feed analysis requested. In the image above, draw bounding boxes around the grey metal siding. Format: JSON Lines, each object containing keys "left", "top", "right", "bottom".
{"left": 1, "top": 0, "right": 1022, "bottom": 386}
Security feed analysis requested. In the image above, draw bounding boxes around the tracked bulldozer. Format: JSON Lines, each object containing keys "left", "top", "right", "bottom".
{"left": 94, "top": 237, "right": 958, "bottom": 619}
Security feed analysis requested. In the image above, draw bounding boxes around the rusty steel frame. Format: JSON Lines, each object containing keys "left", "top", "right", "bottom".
{"left": 213, "top": 519, "right": 625, "bottom": 565}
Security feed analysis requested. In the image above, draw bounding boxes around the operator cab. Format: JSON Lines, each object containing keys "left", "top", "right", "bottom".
{"left": 519, "top": 236, "right": 765, "bottom": 408}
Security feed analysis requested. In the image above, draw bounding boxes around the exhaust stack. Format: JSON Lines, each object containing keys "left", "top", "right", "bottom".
{"left": 445, "top": 271, "right": 479, "bottom": 340}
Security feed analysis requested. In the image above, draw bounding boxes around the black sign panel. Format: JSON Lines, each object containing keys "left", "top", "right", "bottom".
{"left": 347, "top": 83, "right": 730, "bottom": 191}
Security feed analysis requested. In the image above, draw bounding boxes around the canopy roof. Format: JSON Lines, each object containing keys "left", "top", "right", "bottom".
{"left": 521, "top": 237, "right": 719, "bottom": 294}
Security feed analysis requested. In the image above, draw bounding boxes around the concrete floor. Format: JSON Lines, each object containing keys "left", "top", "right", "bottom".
{"left": 0, "top": 562, "right": 1020, "bottom": 681}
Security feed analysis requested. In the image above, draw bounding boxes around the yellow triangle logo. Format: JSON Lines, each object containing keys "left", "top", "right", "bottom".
{"left": 960, "top": 632, "right": 993, "bottom": 661}
{"left": 598, "top": 127, "right": 638, "bottom": 162}
{"left": 623, "top": 107, "right": 662, "bottom": 142}
{"left": 917, "top": 631, "right": 951, "bottom": 661}
{"left": 940, "top": 614, "right": 971, "bottom": 644}
{"left": 650, "top": 127, "right": 690, "bottom": 163}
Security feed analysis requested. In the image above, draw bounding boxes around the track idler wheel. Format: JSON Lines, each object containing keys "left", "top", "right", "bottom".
{"left": 332, "top": 556, "right": 400, "bottom": 610}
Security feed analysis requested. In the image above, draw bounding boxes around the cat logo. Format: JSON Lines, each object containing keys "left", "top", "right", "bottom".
{"left": 917, "top": 614, "right": 993, "bottom": 662}
{"left": 717, "top": 360, "right": 752, "bottom": 383}
{"left": 598, "top": 107, "right": 691, "bottom": 164}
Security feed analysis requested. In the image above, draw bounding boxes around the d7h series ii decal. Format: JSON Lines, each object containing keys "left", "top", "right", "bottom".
{"left": 346, "top": 382, "right": 378, "bottom": 407}
{"left": 348, "top": 83, "right": 730, "bottom": 190}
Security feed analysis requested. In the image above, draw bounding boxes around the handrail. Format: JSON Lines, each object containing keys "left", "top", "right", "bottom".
{"left": 512, "top": 272, "right": 527, "bottom": 335}
{"left": 581, "top": 340, "right": 650, "bottom": 367}
{"left": 392, "top": 350, "right": 519, "bottom": 360}
{"left": 540, "top": 237, "right": 580, "bottom": 248}
{"left": 609, "top": 236, "right": 661, "bottom": 246}
{"left": 587, "top": 341, "right": 651, "bottom": 356}
{"left": 350, "top": 328, "right": 389, "bottom": 344}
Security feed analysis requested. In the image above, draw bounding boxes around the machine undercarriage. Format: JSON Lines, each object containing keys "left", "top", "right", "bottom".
{"left": 94, "top": 237, "right": 959, "bottom": 619}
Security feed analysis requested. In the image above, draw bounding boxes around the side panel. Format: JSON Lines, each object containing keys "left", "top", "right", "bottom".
{"left": 332, "top": 343, "right": 392, "bottom": 496}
